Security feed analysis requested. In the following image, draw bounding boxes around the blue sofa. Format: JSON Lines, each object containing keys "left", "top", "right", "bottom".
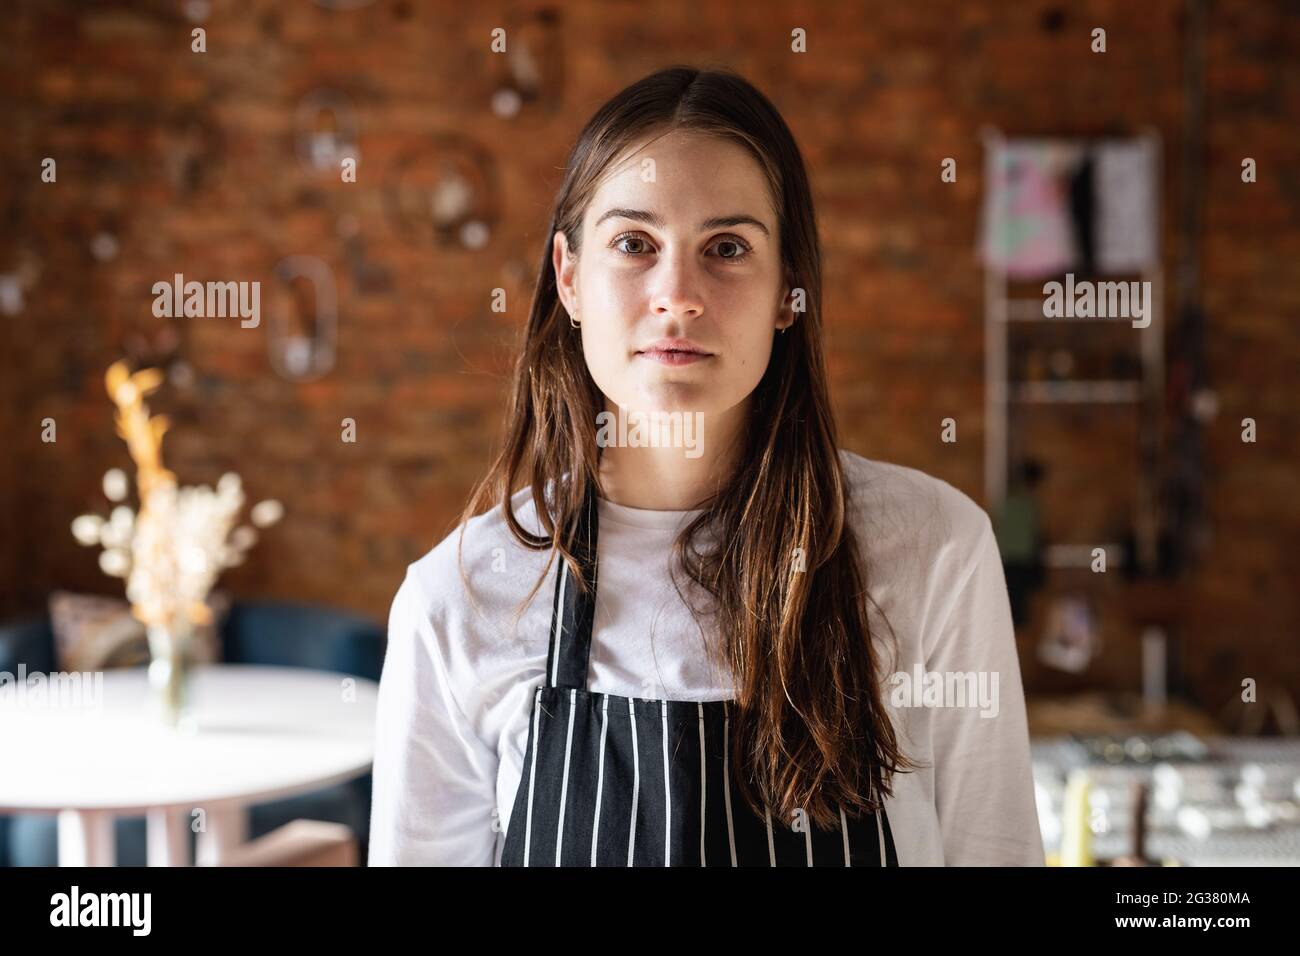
{"left": 0, "top": 601, "right": 386, "bottom": 866}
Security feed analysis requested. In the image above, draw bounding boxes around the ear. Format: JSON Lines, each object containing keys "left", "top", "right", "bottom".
{"left": 552, "top": 231, "right": 578, "bottom": 315}
{"left": 775, "top": 272, "right": 797, "bottom": 331}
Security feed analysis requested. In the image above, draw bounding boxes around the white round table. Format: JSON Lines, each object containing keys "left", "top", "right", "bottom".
{"left": 0, "top": 664, "right": 378, "bottom": 866}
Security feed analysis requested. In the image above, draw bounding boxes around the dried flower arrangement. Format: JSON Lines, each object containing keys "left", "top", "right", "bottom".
{"left": 70, "top": 360, "right": 283, "bottom": 723}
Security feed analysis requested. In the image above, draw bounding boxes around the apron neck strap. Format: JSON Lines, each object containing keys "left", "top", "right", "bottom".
{"left": 545, "top": 477, "right": 600, "bottom": 690}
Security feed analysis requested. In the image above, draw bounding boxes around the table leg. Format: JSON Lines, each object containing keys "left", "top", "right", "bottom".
{"left": 146, "top": 806, "right": 192, "bottom": 866}
{"left": 195, "top": 804, "right": 248, "bottom": 866}
{"left": 57, "top": 809, "right": 116, "bottom": 866}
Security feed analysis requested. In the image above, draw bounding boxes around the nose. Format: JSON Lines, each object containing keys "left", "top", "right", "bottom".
{"left": 649, "top": 248, "right": 704, "bottom": 321}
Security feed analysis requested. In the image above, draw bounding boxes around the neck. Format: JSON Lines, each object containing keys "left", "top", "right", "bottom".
{"left": 595, "top": 399, "right": 747, "bottom": 510}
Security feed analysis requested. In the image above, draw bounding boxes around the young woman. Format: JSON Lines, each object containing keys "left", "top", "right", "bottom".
{"left": 369, "top": 66, "right": 1044, "bottom": 867}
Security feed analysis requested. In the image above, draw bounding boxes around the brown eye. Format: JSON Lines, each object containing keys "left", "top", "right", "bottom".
{"left": 711, "top": 236, "right": 753, "bottom": 262}
{"left": 612, "top": 233, "right": 651, "bottom": 256}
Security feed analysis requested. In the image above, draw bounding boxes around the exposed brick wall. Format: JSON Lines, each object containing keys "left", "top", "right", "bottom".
{"left": 2, "top": 1, "right": 1297, "bottom": 713}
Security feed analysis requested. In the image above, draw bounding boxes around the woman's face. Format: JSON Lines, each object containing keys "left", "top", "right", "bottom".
{"left": 553, "top": 130, "right": 793, "bottom": 420}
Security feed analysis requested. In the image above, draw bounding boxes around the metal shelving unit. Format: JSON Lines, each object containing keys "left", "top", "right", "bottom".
{"left": 982, "top": 128, "right": 1164, "bottom": 573}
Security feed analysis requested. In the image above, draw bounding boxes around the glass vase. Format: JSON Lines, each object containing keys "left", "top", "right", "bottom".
{"left": 146, "top": 621, "right": 194, "bottom": 729}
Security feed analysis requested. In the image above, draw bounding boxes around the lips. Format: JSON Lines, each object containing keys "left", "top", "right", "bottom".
{"left": 639, "top": 349, "right": 709, "bottom": 366}
{"left": 636, "top": 340, "right": 713, "bottom": 366}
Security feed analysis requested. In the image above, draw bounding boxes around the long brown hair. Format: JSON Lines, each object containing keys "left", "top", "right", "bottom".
{"left": 460, "top": 65, "right": 914, "bottom": 828}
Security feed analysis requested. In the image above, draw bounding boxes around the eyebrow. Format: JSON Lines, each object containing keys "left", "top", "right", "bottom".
{"left": 593, "top": 207, "right": 771, "bottom": 237}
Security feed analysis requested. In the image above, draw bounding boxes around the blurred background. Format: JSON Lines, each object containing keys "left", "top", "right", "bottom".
{"left": 1, "top": 0, "right": 1297, "bottom": 867}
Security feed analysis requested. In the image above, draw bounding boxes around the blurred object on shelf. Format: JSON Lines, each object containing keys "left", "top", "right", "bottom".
{"left": 1037, "top": 594, "right": 1100, "bottom": 673}
{"left": 995, "top": 458, "right": 1046, "bottom": 629}
{"left": 1027, "top": 692, "right": 1222, "bottom": 738}
{"left": 1071, "top": 730, "right": 1209, "bottom": 766}
{"left": 1035, "top": 736, "right": 1300, "bottom": 866}
{"left": 1108, "top": 779, "right": 1157, "bottom": 866}
{"left": 1059, "top": 769, "right": 1094, "bottom": 866}
{"left": 1141, "top": 626, "right": 1167, "bottom": 708}
{"left": 1218, "top": 688, "right": 1300, "bottom": 737}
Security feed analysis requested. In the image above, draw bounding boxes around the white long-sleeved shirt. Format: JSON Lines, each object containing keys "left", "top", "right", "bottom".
{"left": 368, "top": 450, "right": 1045, "bottom": 866}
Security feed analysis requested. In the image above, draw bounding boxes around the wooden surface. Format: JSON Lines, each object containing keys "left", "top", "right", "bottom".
{"left": 1027, "top": 692, "right": 1223, "bottom": 738}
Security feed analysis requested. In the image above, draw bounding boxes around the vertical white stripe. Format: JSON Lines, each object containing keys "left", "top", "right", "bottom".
{"left": 723, "top": 705, "right": 737, "bottom": 866}
{"left": 549, "top": 561, "right": 569, "bottom": 687}
{"left": 840, "top": 805, "right": 851, "bottom": 867}
{"left": 662, "top": 700, "right": 671, "bottom": 867}
{"left": 804, "top": 811, "right": 814, "bottom": 866}
{"left": 698, "top": 702, "right": 707, "bottom": 866}
{"left": 554, "top": 688, "right": 578, "bottom": 866}
{"left": 627, "top": 698, "right": 639, "bottom": 866}
{"left": 876, "top": 808, "right": 887, "bottom": 866}
{"left": 590, "top": 694, "right": 610, "bottom": 866}
{"left": 522, "top": 687, "right": 543, "bottom": 867}
{"left": 764, "top": 808, "right": 776, "bottom": 866}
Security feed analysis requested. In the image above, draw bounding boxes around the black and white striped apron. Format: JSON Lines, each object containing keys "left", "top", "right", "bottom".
{"left": 499, "top": 482, "right": 900, "bottom": 867}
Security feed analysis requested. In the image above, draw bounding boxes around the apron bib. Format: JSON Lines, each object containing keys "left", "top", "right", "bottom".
{"left": 500, "top": 482, "right": 899, "bottom": 867}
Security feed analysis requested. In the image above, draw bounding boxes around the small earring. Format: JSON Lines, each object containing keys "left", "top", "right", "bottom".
{"left": 569, "top": 310, "right": 581, "bottom": 328}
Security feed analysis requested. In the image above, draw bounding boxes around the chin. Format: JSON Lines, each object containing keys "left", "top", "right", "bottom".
{"left": 630, "top": 381, "right": 715, "bottom": 415}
